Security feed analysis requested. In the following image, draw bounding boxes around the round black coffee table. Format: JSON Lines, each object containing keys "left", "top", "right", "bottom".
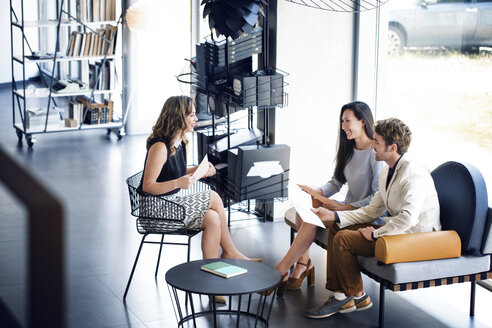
{"left": 166, "top": 258, "right": 281, "bottom": 327}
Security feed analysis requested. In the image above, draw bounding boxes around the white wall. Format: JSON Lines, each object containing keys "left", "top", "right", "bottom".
{"left": 0, "top": 1, "right": 11, "bottom": 84}
{"left": 1, "top": 0, "right": 39, "bottom": 84}
{"left": 125, "top": 0, "right": 192, "bottom": 136}
{"left": 275, "top": 3, "right": 354, "bottom": 187}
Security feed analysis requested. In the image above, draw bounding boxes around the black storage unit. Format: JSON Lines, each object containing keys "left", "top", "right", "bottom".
{"left": 225, "top": 144, "right": 290, "bottom": 201}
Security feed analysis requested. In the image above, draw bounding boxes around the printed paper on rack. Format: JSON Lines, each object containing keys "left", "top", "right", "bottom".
{"left": 193, "top": 155, "right": 209, "bottom": 180}
{"left": 289, "top": 185, "right": 326, "bottom": 228}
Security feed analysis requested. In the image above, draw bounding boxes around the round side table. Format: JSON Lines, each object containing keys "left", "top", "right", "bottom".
{"left": 166, "top": 258, "right": 281, "bottom": 327}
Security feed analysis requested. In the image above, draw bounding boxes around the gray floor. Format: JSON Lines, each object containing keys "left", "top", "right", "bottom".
{"left": 0, "top": 84, "right": 491, "bottom": 328}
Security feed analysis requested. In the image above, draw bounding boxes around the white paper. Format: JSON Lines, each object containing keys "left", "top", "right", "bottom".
{"left": 289, "top": 186, "right": 326, "bottom": 228}
{"left": 192, "top": 155, "right": 209, "bottom": 180}
{"left": 246, "top": 161, "right": 284, "bottom": 179}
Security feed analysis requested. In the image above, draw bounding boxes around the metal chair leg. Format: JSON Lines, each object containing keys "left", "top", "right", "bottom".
{"left": 379, "top": 284, "right": 385, "bottom": 328}
{"left": 470, "top": 281, "right": 476, "bottom": 316}
{"left": 123, "top": 234, "right": 147, "bottom": 300}
{"left": 187, "top": 236, "right": 192, "bottom": 262}
{"left": 155, "top": 234, "right": 165, "bottom": 277}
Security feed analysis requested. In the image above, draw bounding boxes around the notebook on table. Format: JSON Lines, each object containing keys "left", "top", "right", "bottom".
{"left": 201, "top": 261, "right": 248, "bottom": 278}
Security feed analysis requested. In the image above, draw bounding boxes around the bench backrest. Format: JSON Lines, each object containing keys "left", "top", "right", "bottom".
{"left": 431, "top": 161, "right": 488, "bottom": 256}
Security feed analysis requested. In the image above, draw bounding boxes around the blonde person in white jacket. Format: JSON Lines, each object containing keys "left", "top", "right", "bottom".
{"left": 305, "top": 117, "right": 441, "bottom": 320}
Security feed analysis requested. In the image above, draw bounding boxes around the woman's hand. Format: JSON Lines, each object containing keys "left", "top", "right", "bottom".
{"left": 205, "top": 163, "right": 216, "bottom": 178}
{"left": 298, "top": 184, "right": 321, "bottom": 195}
{"left": 176, "top": 174, "right": 197, "bottom": 189}
{"left": 322, "top": 201, "right": 356, "bottom": 212}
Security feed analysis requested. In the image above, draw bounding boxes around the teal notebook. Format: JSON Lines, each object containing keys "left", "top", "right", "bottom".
{"left": 200, "top": 261, "right": 248, "bottom": 278}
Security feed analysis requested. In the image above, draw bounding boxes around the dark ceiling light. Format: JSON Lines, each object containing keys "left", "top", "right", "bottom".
{"left": 202, "top": 0, "right": 266, "bottom": 40}
{"left": 285, "top": 0, "right": 389, "bottom": 13}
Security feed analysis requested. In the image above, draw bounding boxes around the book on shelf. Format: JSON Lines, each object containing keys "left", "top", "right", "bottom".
{"left": 70, "top": 31, "right": 83, "bottom": 57}
{"left": 67, "top": 31, "right": 76, "bottom": 56}
{"left": 79, "top": 0, "right": 87, "bottom": 22}
{"left": 69, "top": 101, "right": 84, "bottom": 123}
{"left": 78, "top": 32, "right": 87, "bottom": 57}
{"left": 200, "top": 261, "right": 248, "bottom": 278}
{"left": 95, "top": 28, "right": 104, "bottom": 56}
{"left": 88, "top": 31, "right": 96, "bottom": 56}
{"left": 76, "top": 96, "right": 108, "bottom": 125}
{"left": 106, "top": 0, "right": 116, "bottom": 21}
{"left": 26, "top": 107, "right": 64, "bottom": 129}
{"left": 104, "top": 99, "right": 113, "bottom": 122}
{"left": 87, "top": 0, "right": 93, "bottom": 22}
{"left": 99, "top": 0, "right": 106, "bottom": 23}
{"left": 93, "top": 0, "right": 100, "bottom": 21}
{"left": 82, "top": 32, "right": 92, "bottom": 56}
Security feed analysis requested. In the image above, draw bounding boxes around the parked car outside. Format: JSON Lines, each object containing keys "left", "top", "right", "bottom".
{"left": 388, "top": 0, "right": 492, "bottom": 54}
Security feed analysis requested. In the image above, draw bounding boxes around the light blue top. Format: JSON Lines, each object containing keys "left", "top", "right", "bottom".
{"left": 320, "top": 147, "right": 383, "bottom": 208}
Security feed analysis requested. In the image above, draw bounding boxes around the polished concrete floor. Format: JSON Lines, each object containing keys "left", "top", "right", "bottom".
{"left": 0, "top": 84, "right": 491, "bottom": 327}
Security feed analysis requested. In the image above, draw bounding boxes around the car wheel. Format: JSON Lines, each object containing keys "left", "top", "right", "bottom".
{"left": 388, "top": 26, "right": 405, "bottom": 55}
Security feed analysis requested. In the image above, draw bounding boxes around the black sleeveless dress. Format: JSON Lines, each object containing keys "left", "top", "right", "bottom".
{"left": 140, "top": 138, "right": 211, "bottom": 230}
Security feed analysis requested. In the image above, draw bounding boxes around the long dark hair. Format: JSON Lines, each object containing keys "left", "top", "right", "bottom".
{"left": 333, "top": 101, "right": 375, "bottom": 183}
{"left": 146, "top": 96, "right": 194, "bottom": 155}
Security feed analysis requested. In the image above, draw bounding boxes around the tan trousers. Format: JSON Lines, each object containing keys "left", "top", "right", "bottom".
{"left": 325, "top": 222, "right": 383, "bottom": 296}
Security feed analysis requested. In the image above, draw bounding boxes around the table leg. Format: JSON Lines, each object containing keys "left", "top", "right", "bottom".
{"left": 236, "top": 294, "right": 242, "bottom": 328}
{"left": 172, "top": 287, "right": 184, "bottom": 323}
{"left": 189, "top": 293, "right": 197, "bottom": 328}
{"left": 247, "top": 294, "right": 252, "bottom": 313}
{"left": 260, "top": 291, "right": 268, "bottom": 317}
{"left": 254, "top": 293, "right": 264, "bottom": 327}
{"left": 266, "top": 289, "right": 276, "bottom": 323}
{"left": 212, "top": 295, "right": 217, "bottom": 328}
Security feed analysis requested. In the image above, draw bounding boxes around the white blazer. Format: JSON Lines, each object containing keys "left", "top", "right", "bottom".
{"left": 337, "top": 154, "right": 441, "bottom": 238}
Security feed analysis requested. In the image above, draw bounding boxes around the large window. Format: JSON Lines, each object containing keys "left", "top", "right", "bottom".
{"left": 381, "top": 0, "right": 492, "bottom": 201}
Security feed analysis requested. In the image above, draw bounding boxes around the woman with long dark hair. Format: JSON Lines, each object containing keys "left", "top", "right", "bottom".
{"left": 140, "top": 96, "right": 251, "bottom": 263}
{"left": 272, "top": 101, "right": 382, "bottom": 296}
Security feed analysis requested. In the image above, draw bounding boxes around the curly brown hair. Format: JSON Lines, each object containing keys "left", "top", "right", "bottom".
{"left": 146, "top": 96, "right": 194, "bottom": 155}
{"left": 374, "top": 118, "right": 412, "bottom": 155}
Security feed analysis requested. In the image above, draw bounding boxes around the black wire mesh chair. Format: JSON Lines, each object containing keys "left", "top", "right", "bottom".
{"left": 123, "top": 170, "right": 210, "bottom": 300}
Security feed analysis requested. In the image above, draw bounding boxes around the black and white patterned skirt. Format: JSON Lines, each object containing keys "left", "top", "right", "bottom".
{"left": 138, "top": 190, "right": 211, "bottom": 232}
{"left": 166, "top": 190, "right": 211, "bottom": 230}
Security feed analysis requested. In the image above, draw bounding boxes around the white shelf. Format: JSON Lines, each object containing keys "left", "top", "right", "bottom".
{"left": 15, "top": 55, "right": 117, "bottom": 64}
{"left": 14, "top": 122, "right": 123, "bottom": 134}
{"left": 12, "top": 19, "right": 118, "bottom": 28}
{"left": 14, "top": 88, "right": 118, "bottom": 99}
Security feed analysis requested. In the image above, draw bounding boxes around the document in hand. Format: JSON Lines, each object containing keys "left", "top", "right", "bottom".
{"left": 299, "top": 185, "right": 334, "bottom": 207}
{"left": 290, "top": 185, "right": 326, "bottom": 228}
{"left": 201, "top": 261, "right": 248, "bottom": 278}
{"left": 192, "top": 155, "right": 209, "bottom": 180}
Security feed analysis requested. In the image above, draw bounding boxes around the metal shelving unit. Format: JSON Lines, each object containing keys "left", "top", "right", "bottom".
{"left": 10, "top": 0, "right": 127, "bottom": 147}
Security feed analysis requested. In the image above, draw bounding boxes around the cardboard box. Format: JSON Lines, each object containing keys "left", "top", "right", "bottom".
{"left": 65, "top": 118, "right": 78, "bottom": 127}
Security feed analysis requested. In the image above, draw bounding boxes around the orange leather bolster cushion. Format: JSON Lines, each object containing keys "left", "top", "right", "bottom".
{"left": 375, "top": 231, "right": 461, "bottom": 264}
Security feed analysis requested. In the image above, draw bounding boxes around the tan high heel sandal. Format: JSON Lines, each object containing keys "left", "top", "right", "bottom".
{"left": 286, "top": 259, "right": 315, "bottom": 290}
{"left": 260, "top": 272, "right": 288, "bottom": 297}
